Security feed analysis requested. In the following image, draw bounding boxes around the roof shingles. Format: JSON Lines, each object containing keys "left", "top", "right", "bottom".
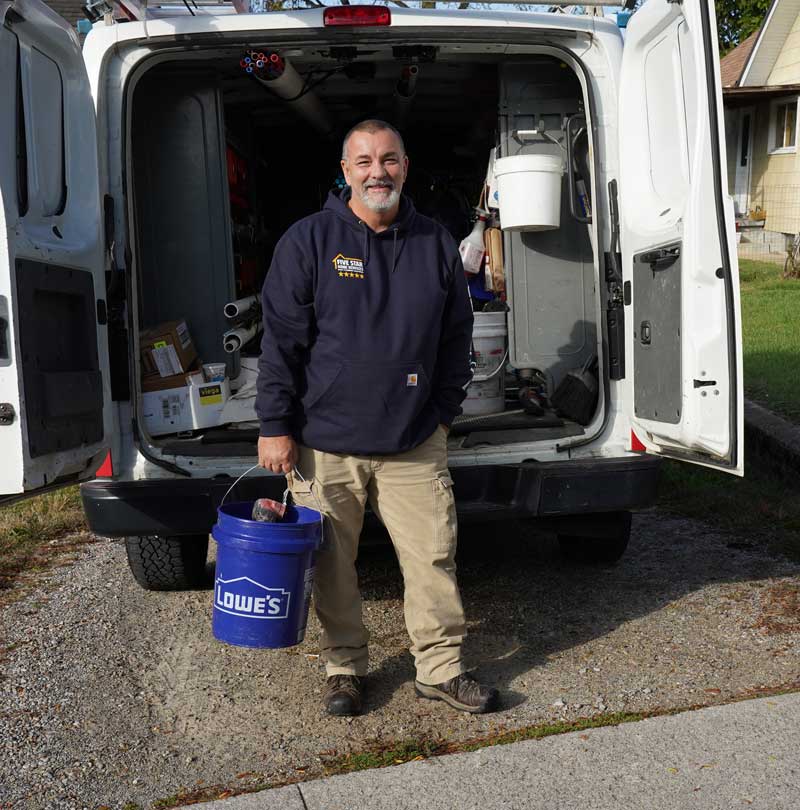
{"left": 720, "top": 30, "right": 761, "bottom": 87}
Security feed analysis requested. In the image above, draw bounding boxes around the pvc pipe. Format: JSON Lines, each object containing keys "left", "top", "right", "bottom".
{"left": 224, "top": 294, "right": 259, "bottom": 320}
{"left": 252, "top": 57, "right": 333, "bottom": 137}
{"left": 223, "top": 322, "right": 262, "bottom": 354}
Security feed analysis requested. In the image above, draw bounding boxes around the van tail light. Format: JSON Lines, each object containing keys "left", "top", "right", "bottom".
{"left": 96, "top": 451, "right": 114, "bottom": 478}
{"left": 630, "top": 431, "right": 646, "bottom": 453}
{"left": 323, "top": 5, "right": 391, "bottom": 26}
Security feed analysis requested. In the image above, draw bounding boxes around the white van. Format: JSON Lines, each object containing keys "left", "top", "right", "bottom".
{"left": 0, "top": 0, "right": 743, "bottom": 589}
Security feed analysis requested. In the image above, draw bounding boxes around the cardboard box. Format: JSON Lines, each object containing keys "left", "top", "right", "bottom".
{"left": 141, "top": 369, "right": 194, "bottom": 393}
{"left": 141, "top": 372, "right": 231, "bottom": 437}
{"left": 140, "top": 319, "right": 198, "bottom": 378}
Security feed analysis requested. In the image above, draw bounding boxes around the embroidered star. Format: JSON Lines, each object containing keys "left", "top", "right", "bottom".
{"left": 339, "top": 272, "right": 344, "bottom": 277}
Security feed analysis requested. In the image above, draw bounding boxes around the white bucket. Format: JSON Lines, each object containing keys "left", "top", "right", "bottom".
{"left": 463, "top": 311, "right": 507, "bottom": 416}
{"left": 494, "top": 154, "right": 563, "bottom": 232}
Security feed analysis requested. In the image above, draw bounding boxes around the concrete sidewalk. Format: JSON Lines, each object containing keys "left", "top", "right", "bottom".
{"left": 207, "top": 692, "right": 800, "bottom": 810}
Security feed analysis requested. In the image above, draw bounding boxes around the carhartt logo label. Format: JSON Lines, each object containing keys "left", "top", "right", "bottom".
{"left": 407, "top": 374, "right": 418, "bottom": 387}
{"left": 332, "top": 253, "right": 365, "bottom": 279}
{"left": 214, "top": 576, "right": 291, "bottom": 620}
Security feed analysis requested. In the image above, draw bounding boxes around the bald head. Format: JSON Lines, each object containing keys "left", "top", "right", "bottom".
{"left": 341, "top": 119, "right": 406, "bottom": 161}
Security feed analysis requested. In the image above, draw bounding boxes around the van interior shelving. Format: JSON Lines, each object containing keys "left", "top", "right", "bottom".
{"left": 129, "top": 43, "right": 601, "bottom": 457}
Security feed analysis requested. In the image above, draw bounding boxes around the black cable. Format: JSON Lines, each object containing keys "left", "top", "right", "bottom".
{"left": 182, "top": 0, "right": 196, "bottom": 14}
{"left": 281, "top": 66, "right": 346, "bottom": 102}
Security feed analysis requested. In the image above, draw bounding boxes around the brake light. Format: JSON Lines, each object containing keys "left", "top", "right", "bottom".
{"left": 323, "top": 5, "right": 391, "bottom": 26}
{"left": 630, "top": 431, "right": 646, "bottom": 453}
{"left": 96, "top": 451, "right": 113, "bottom": 478}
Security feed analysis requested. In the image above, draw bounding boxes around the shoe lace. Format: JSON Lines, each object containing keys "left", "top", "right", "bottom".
{"left": 451, "top": 672, "right": 484, "bottom": 701}
{"left": 328, "top": 675, "right": 360, "bottom": 696}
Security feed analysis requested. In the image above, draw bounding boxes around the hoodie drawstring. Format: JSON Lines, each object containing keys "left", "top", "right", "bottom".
{"left": 391, "top": 227, "right": 398, "bottom": 273}
{"left": 360, "top": 221, "right": 370, "bottom": 268}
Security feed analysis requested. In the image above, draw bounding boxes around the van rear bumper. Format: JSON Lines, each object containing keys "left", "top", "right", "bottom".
{"left": 80, "top": 455, "right": 661, "bottom": 538}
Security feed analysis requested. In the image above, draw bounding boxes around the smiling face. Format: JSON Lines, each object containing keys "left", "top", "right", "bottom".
{"left": 341, "top": 127, "right": 409, "bottom": 216}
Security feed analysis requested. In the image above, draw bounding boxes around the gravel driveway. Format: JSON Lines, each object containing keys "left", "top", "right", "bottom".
{"left": 1, "top": 511, "right": 799, "bottom": 809}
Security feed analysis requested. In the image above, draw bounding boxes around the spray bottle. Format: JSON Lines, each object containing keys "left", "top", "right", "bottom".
{"left": 459, "top": 210, "right": 489, "bottom": 275}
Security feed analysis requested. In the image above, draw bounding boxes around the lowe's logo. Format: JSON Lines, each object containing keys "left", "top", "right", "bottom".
{"left": 214, "top": 576, "right": 291, "bottom": 620}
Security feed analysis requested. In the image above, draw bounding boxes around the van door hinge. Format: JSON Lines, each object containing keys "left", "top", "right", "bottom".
{"left": 0, "top": 403, "right": 15, "bottom": 426}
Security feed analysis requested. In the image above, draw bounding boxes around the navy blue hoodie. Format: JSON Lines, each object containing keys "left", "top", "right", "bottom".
{"left": 255, "top": 189, "right": 474, "bottom": 455}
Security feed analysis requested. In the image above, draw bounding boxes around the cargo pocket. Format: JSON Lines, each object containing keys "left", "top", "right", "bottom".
{"left": 289, "top": 477, "right": 329, "bottom": 552}
{"left": 290, "top": 476, "right": 313, "bottom": 501}
{"left": 432, "top": 471, "right": 457, "bottom": 553}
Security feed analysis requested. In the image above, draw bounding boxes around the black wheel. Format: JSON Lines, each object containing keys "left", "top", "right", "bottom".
{"left": 557, "top": 511, "right": 632, "bottom": 565}
{"left": 124, "top": 534, "right": 209, "bottom": 591}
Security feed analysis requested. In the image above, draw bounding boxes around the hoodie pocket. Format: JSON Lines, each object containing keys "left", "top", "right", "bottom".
{"left": 312, "top": 361, "right": 431, "bottom": 433}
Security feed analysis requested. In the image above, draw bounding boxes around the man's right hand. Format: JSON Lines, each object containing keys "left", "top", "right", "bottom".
{"left": 258, "top": 435, "right": 298, "bottom": 475}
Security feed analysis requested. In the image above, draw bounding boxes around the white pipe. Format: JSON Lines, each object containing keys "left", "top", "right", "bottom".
{"left": 223, "top": 322, "right": 262, "bottom": 354}
{"left": 224, "top": 294, "right": 259, "bottom": 320}
{"left": 393, "top": 65, "right": 419, "bottom": 128}
{"left": 253, "top": 59, "right": 333, "bottom": 137}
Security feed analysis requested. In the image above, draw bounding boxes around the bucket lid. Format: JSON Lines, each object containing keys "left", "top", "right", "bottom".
{"left": 494, "top": 153, "right": 563, "bottom": 175}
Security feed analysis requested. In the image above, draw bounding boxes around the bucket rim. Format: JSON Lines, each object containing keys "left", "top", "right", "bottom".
{"left": 494, "top": 153, "right": 564, "bottom": 174}
{"left": 218, "top": 500, "right": 322, "bottom": 527}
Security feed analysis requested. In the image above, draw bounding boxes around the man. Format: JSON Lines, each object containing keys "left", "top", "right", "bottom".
{"left": 256, "top": 119, "right": 498, "bottom": 717}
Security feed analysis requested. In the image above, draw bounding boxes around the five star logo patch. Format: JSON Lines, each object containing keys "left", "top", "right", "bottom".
{"left": 333, "top": 253, "right": 365, "bottom": 279}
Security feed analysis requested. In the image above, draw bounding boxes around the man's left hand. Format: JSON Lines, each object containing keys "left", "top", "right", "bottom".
{"left": 440, "top": 424, "right": 450, "bottom": 435}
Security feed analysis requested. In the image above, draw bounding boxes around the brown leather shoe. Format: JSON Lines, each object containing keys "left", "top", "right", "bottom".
{"left": 415, "top": 672, "right": 499, "bottom": 714}
{"left": 324, "top": 675, "right": 364, "bottom": 716}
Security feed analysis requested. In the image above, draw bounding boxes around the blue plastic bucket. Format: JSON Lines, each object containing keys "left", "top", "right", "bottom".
{"left": 211, "top": 501, "right": 322, "bottom": 649}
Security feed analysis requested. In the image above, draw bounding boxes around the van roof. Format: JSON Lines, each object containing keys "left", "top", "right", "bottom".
{"left": 96, "top": 0, "right": 625, "bottom": 24}
{"left": 84, "top": 4, "right": 620, "bottom": 49}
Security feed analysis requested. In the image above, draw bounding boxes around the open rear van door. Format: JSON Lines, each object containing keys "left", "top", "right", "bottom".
{"left": 0, "top": 0, "right": 110, "bottom": 502}
{"left": 618, "top": 0, "right": 744, "bottom": 475}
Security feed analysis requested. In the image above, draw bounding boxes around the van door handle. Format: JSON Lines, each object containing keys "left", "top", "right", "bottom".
{"left": 566, "top": 113, "right": 591, "bottom": 225}
{"left": 639, "top": 246, "right": 681, "bottom": 271}
{"left": 640, "top": 321, "right": 652, "bottom": 345}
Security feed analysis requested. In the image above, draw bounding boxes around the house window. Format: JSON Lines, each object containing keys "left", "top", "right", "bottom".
{"left": 769, "top": 97, "right": 798, "bottom": 153}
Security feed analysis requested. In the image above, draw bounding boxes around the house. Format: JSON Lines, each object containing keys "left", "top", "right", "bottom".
{"left": 43, "top": 0, "right": 86, "bottom": 28}
{"left": 722, "top": 0, "right": 800, "bottom": 255}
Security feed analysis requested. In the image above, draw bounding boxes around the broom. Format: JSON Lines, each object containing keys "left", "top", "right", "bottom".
{"left": 551, "top": 354, "right": 598, "bottom": 426}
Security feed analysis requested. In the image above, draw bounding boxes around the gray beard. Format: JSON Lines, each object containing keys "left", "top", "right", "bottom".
{"left": 359, "top": 185, "right": 400, "bottom": 212}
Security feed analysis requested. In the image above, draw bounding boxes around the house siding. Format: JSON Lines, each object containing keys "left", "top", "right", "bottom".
{"left": 767, "top": 13, "right": 800, "bottom": 84}
{"left": 748, "top": 100, "right": 800, "bottom": 233}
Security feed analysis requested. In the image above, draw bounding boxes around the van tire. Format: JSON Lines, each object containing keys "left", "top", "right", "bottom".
{"left": 557, "top": 511, "right": 632, "bottom": 565}
{"left": 124, "top": 534, "right": 209, "bottom": 591}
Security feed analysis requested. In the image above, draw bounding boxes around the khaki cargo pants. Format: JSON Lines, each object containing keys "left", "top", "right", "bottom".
{"left": 287, "top": 425, "right": 466, "bottom": 685}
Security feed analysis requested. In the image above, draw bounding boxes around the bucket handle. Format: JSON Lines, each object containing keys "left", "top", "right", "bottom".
{"left": 220, "top": 463, "right": 325, "bottom": 546}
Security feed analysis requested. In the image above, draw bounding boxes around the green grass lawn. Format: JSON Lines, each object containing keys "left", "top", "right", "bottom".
{"left": 654, "top": 259, "right": 800, "bottom": 557}
{"left": 0, "top": 487, "right": 89, "bottom": 595}
{"left": 740, "top": 258, "right": 800, "bottom": 422}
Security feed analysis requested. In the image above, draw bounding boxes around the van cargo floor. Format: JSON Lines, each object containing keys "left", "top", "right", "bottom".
{"left": 450, "top": 409, "right": 564, "bottom": 434}
{"left": 155, "top": 409, "right": 584, "bottom": 456}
